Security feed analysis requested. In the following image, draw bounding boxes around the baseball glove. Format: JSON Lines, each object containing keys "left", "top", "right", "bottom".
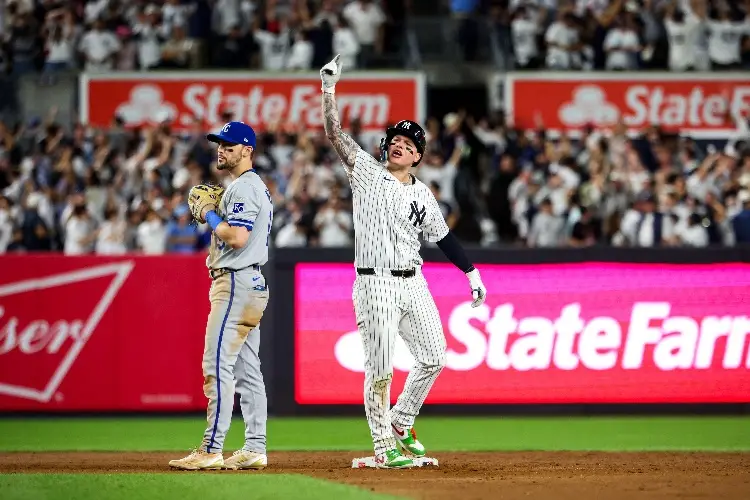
{"left": 188, "top": 183, "right": 225, "bottom": 223}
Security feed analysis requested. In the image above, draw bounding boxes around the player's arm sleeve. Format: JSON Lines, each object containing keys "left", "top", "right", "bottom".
{"left": 435, "top": 232, "right": 475, "bottom": 274}
{"left": 346, "top": 148, "right": 382, "bottom": 192}
{"left": 225, "top": 187, "right": 261, "bottom": 232}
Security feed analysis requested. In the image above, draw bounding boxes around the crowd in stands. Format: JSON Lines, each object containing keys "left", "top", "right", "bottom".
{"left": 2, "top": 0, "right": 748, "bottom": 75}
{"left": 456, "top": 0, "right": 750, "bottom": 71}
{"left": 1, "top": 102, "right": 749, "bottom": 254}
{"left": 1, "top": 0, "right": 750, "bottom": 254}
{"left": 0, "top": 0, "right": 398, "bottom": 76}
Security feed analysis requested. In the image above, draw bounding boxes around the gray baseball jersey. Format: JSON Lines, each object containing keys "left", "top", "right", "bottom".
{"left": 199, "top": 168, "right": 273, "bottom": 457}
{"left": 207, "top": 170, "right": 273, "bottom": 270}
{"left": 346, "top": 149, "right": 449, "bottom": 269}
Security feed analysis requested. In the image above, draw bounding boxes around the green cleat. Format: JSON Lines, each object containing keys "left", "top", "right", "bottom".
{"left": 392, "top": 424, "right": 426, "bottom": 457}
{"left": 376, "top": 449, "right": 414, "bottom": 469}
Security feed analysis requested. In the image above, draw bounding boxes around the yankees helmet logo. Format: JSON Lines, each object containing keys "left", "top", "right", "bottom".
{"left": 408, "top": 201, "right": 426, "bottom": 227}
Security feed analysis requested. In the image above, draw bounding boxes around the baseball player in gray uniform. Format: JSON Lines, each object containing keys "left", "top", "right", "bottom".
{"left": 320, "top": 55, "right": 488, "bottom": 469}
{"left": 170, "top": 121, "right": 274, "bottom": 471}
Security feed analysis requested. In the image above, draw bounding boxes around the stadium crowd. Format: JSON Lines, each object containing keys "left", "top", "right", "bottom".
{"left": 1, "top": 0, "right": 750, "bottom": 254}
{"left": 499, "top": 0, "right": 750, "bottom": 71}
{"left": 1, "top": 102, "right": 749, "bottom": 254}
{"left": 0, "top": 0, "right": 401, "bottom": 76}
{"left": 0, "top": 0, "right": 748, "bottom": 75}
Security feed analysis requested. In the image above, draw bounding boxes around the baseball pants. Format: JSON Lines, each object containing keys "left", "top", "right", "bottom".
{"left": 201, "top": 271, "right": 269, "bottom": 454}
{"left": 352, "top": 271, "right": 447, "bottom": 456}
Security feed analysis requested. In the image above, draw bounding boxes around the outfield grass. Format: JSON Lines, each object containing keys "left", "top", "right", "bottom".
{"left": 1, "top": 416, "right": 748, "bottom": 500}
{"left": 0, "top": 416, "right": 749, "bottom": 452}
{"left": 0, "top": 473, "right": 402, "bottom": 500}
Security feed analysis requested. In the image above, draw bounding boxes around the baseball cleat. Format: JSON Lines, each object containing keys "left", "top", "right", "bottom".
{"left": 376, "top": 449, "right": 414, "bottom": 469}
{"left": 168, "top": 449, "right": 224, "bottom": 470}
{"left": 392, "top": 424, "right": 426, "bottom": 457}
{"left": 224, "top": 450, "right": 268, "bottom": 470}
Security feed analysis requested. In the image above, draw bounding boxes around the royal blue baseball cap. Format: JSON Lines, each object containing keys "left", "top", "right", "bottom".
{"left": 206, "top": 121, "right": 256, "bottom": 148}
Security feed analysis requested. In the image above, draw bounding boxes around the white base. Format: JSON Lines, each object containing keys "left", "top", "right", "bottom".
{"left": 351, "top": 456, "right": 439, "bottom": 468}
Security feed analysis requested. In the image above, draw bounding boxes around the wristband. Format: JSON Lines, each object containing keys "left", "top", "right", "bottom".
{"left": 322, "top": 85, "right": 335, "bottom": 95}
{"left": 205, "top": 210, "right": 223, "bottom": 231}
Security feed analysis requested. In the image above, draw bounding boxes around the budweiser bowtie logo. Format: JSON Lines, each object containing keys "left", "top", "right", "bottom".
{"left": 0, "top": 262, "right": 133, "bottom": 402}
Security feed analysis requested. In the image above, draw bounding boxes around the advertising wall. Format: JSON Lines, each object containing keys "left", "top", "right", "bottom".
{"left": 79, "top": 72, "right": 426, "bottom": 133}
{"left": 0, "top": 255, "right": 211, "bottom": 411}
{"left": 2, "top": 250, "right": 749, "bottom": 414}
{"left": 504, "top": 72, "right": 750, "bottom": 139}
{"left": 294, "top": 262, "right": 750, "bottom": 405}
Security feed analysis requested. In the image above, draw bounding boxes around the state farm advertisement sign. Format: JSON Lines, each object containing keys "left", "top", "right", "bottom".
{"left": 295, "top": 262, "right": 750, "bottom": 404}
{"left": 0, "top": 255, "right": 211, "bottom": 411}
{"left": 505, "top": 72, "right": 750, "bottom": 138}
{"left": 80, "top": 72, "right": 425, "bottom": 132}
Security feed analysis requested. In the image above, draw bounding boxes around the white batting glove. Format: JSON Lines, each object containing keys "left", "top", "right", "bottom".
{"left": 320, "top": 54, "right": 342, "bottom": 94}
{"left": 466, "top": 268, "right": 487, "bottom": 308}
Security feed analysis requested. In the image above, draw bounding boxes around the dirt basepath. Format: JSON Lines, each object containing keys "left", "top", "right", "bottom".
{"left": 1, "top": 451, "right": 749, "bottom": 500}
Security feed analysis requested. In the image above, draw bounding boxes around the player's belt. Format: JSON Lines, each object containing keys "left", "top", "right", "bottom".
{"left": 356, "top": 267, "right": 416, "bottom": 278}
{"left": 209, "top": 264, "right": 261, "bottom": 280}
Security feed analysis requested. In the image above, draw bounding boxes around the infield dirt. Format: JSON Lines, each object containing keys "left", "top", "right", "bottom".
{"left": 1, "top": 451, "right": 748, "bottom": 499}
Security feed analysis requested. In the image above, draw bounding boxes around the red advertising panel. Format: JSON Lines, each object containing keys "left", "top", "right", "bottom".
{"left": 295, "top": 262, "right": 750, "bottom": 404}
{"left": 0, "top": 255, "right": 211, "bottom": 411}
{"left": 505, "top": 72, "right": 750, "bottom": 138}
{"left": 80, "top": 72, "right": 425, "bottom": 133}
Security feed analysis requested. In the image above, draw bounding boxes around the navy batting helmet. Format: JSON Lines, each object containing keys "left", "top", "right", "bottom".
{"left": 379, "top": 120, "right": 427, "bottom": 167}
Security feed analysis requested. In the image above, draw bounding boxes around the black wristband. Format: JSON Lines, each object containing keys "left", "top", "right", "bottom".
{"left": 435, "top": 232, "right": 474, "bottom": 274}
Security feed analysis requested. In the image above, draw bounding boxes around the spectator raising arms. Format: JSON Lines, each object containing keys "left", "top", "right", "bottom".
{"left": 1, "top": 0, "right": 750, "bottom": 255}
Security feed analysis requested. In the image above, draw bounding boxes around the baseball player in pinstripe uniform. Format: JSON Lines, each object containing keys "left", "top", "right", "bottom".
{"left": 170, "top": 121, "right": 274, "bottom": 471}
{"left": 320, "top": 55, "right": 488, "bottom": 469}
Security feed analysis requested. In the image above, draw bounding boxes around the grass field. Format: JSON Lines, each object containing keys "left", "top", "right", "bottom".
{"left": 1, "top": 416, "right": 749, "bottom": 500}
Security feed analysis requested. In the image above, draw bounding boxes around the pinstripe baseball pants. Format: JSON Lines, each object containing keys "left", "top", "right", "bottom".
{"left": 353, "top": 271, "right": 447, "bottom": 456}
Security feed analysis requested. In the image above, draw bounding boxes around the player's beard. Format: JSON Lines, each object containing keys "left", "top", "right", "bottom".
{"left": 217, "top": 155, "right": 240, "bottom": 171}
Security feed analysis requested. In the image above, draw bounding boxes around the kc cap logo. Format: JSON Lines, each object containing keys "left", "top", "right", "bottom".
{"left": 207, "top": 121, "right": 257, "bottom": 148}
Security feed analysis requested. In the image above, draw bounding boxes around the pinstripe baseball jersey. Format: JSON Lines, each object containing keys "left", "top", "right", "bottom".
{"left": 344, "top": 149, "right": 449, "bottom": 269}
{"left": 207, "top": 170, "right": 273, "bottom": 270}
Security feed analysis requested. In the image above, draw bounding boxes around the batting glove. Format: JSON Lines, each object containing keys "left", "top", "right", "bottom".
{"left": 466, "top": 268, "right": 487, "bottom": 308}
{"left": 320, "top": 54, "right": 342, "bottom": 94}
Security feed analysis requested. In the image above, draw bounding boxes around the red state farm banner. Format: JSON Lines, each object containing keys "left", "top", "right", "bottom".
{"left": 80, "top": 72, "right": 426, "bottom": 133}
{"left": 505, "top": 72, "right": 750, "bottom": 138}
{"left": 0, "top": 255, "right": 212, "bottom": 411}
{"left": 295, "top": 262, "right": 750, "bottom": 405}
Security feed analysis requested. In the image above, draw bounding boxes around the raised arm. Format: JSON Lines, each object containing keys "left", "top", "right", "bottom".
{"left": 320, "top": 54, "right": 360, "bottom": 170}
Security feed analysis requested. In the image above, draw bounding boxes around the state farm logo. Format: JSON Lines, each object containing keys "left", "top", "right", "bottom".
{"left": 334, "top": 302, "right": 750, "bottom": 373}
{"left": 105, "top": 81, "right": 393, "bottom": 130}
{"left": 559, "top": 85, "right": 620, "bottom": 126}
{"left": 0, "top": 262, "right": 133, "bottom": 402}
{"left": 553, "top": 81, "right": 750, "bottom": 130}
{"left": 116, "top": 85, "right": 178, "bottom": 124}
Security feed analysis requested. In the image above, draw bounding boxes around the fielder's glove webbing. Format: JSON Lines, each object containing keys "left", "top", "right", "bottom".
{"left": 188, "top": 184, "right": 225, "bottom": 223}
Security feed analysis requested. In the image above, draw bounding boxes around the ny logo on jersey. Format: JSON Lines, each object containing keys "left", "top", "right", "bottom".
{"left": 408, "top": 201, "right": 426, "bottom": 227}
{"left": 232, "top": 203, "right": 245, "bottom": 214}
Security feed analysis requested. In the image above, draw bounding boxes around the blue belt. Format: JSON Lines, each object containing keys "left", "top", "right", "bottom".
{"left": 209, "top": 264, "right": 261, "bottom": 280}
